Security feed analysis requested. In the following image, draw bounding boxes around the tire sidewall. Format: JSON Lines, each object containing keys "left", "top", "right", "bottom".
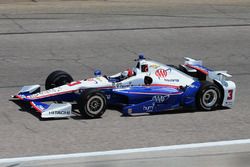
{"left": 197, "top": 82, "right": 221, "bottom": 111}
{"left": 79, "top": 91, "right": 107, "bottom": 118}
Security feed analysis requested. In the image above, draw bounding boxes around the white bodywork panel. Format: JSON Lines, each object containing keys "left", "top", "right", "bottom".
{"left": 26, "top": 77, "right": 112, "bottom": 100}
{"left": 220, "top": 81, "right": 236, "bottom": 108}
{"left": 119, "top": 60, "right": 195, "bottom": 87}
{"left": 19, "top": 85, "right": 40, "bottom": 94}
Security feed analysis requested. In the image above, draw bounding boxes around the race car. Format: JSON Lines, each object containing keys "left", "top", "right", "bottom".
{"left": 11, "top": 55, "right": 236, "bottom": 119}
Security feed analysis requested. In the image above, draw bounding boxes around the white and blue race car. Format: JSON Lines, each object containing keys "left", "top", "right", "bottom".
{"left": 12, "top": 55, "right": 236, "bottom": 119}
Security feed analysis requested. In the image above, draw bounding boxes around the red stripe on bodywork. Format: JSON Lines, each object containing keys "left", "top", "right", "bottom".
{"left": 15, "top": 95, "right": 24, "bottom": 100}
{"left": 67, "top": 81, "right": 81, "bottom": 86}
{"left": 129, "top": 92, "right": 182, "bottom": 95}
{"left": 30, "top": 102, "right": 43, "bottom": 113}
{"left": 150, "top": 84, "right": 180, "bottom": 88}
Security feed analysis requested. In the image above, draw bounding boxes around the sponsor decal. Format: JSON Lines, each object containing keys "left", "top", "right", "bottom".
{"left": 150, "top": 64, "right": 160, "bottom": 69}
{"left": 87, "top": 78, "right": 98, "bottom": 84}
{"left": 128, "top": 109, "right": 133, "bottom": 114}
{"left": 49, "top": 111, "right": 71, "bottom": 115}
{"left": 106, "top": 94, "right": 111, "bottom": 100}
{"left": 155, "top": 68, "right": 171, "bottom": 78}
{"left": 96, "top": 77, "right": 103, "bottom": 82}
{"left": 141, "top": 64, "right": 149, "bottom": 72}
{"left": 113, "top": 83, "right": 130, "bottom": 88}
{"left": 152, "top": 95, "right": 169, "bottom": 103}
{"left": 114, "top": 83, "right": 122, "bottom": 88}
{"left": 143, "top": 104, "right": 154, "bottom": 112}
{"left": 19, "top": 95, "right": 26, "bottom": 99}
{"left": 87, "top": 78, "right": 94, "bottom": 81}
{"left": 79, "top": 89, "right": 85, "bottom": 93}
{"left": 225, "top": 101, "right": 233, "bottom": 105}
{"left": 164, "top": 79, "right": 179, "bottom": 82}
{"left": 28, "top": 87, "right": 63, "bottom": 98}
{"left": 189, "top": 85, "right": 198, "bottom": 89}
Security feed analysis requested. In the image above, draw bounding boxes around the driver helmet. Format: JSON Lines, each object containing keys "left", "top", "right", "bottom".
{"left": 121, "top": 69, "right": 134, "bottom": 78}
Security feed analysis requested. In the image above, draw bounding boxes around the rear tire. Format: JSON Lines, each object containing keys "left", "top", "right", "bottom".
{"left": 196, "top": 81, "right": 221, "bottom": 111}
{"left": 78, "top": 89, "right": 107, "bottom": 119}
{"left": 45, "top": 70, "right": 73, "bottom": 90}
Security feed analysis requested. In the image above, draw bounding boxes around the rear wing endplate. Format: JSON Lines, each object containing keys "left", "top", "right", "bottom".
{"left": 184, "top": 57, "right": 203, "bottom": 66}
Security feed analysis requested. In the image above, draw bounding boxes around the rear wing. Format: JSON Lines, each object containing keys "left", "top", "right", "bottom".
{"left": 182, "top": 57, "right": 232, "bottom": 82}
{"left": 208, "top": 71, "right": 232, "bottom": 83}
{"left": 183, "top": 57, "right": 212, "bottom": 75}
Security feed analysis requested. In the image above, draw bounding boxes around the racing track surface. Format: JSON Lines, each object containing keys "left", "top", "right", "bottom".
{"left": 0, "top": 0, "right": 250, "bottom": 158}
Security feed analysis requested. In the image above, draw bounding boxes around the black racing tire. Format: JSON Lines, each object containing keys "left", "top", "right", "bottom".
{"left": 78, "top": 89, "right": 107, "bottom": 119}
{"left": 196, "top": 81, "right": 221, "bottom": 111}
{"left": 45, "top": 70, "right": 73, "bottom": 90}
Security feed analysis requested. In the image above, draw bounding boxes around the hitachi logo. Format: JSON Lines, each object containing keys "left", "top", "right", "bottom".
{"left": 49, "top": 111, "right": 71, "bottom": 115}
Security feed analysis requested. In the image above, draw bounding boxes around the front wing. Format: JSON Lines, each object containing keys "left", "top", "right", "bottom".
{"left": 30, "top": 101, "right": 72, "bottom": 118}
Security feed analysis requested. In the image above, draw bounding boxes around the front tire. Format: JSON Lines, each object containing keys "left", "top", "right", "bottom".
{"left": 196, "top": 81, "right": 221, "bottom": 111}
{"left": 45, "top": 70, "right": 73, "bottom": 90}
{"left": 78, "top": 89, "right": 107, "bottom": 119}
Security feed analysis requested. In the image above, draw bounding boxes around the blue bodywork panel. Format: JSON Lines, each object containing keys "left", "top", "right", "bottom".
{"left": 17, "top": 81, "right": 201, "bottom": 115}
{"left": 181, "top": 81, "right": 201, "bottom": 107}
{"left": 108, "top": 81, "right": 200, "bottom": 115}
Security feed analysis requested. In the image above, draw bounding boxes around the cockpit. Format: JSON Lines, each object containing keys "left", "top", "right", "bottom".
{"left": 94, "top": 54, "right": 153, "bottom": 83}
{"left": 107, "top": 68, "right": 136, "bottom": 82}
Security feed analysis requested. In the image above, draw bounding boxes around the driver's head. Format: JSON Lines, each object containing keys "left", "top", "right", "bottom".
{"left": 121, "top": 70, "right": 128, "bottom": 78}
{"left": 127, "top": 69, "right": 134, "bottom": 77}
{"left": 121, "top": 69, "right": 134, "bottom": 78}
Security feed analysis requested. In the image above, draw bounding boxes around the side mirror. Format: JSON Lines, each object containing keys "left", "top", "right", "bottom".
{"left": 144, "top": 76, "right": 153, "bottom": 85}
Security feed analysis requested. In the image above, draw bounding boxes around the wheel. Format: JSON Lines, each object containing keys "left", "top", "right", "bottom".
{"left": 196, "top": 81, "right": 221, "bottom": 111}
{"left": 45, "top": 70, "right": 73, "bottom": 90}
{"left": 78, "top": 89, "right": 107, "bottom": 118}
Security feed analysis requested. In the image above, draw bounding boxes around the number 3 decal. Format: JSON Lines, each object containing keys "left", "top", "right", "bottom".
{"left": 227, "top": 90, "right": 233, "bottom": 100}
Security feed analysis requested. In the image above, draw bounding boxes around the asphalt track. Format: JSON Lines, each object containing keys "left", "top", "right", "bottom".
{"left": 1, "top": 139, "right": 250, "bottom": 167}
{"left": 0, "top": 0, "right": 250, "bottom": 160}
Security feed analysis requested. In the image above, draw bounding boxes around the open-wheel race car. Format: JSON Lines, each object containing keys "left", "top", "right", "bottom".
{"left": 12, "top": 55, "right": 236, "bottom": 119}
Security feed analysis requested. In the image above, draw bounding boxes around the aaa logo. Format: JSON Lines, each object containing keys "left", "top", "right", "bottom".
{"left": 155, "top": 69, "right": 168, "bottom": 78}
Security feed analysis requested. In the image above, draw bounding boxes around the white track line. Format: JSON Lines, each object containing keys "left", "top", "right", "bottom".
{"left": 1, "top": 139, "right": 250, "bottom": 164}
